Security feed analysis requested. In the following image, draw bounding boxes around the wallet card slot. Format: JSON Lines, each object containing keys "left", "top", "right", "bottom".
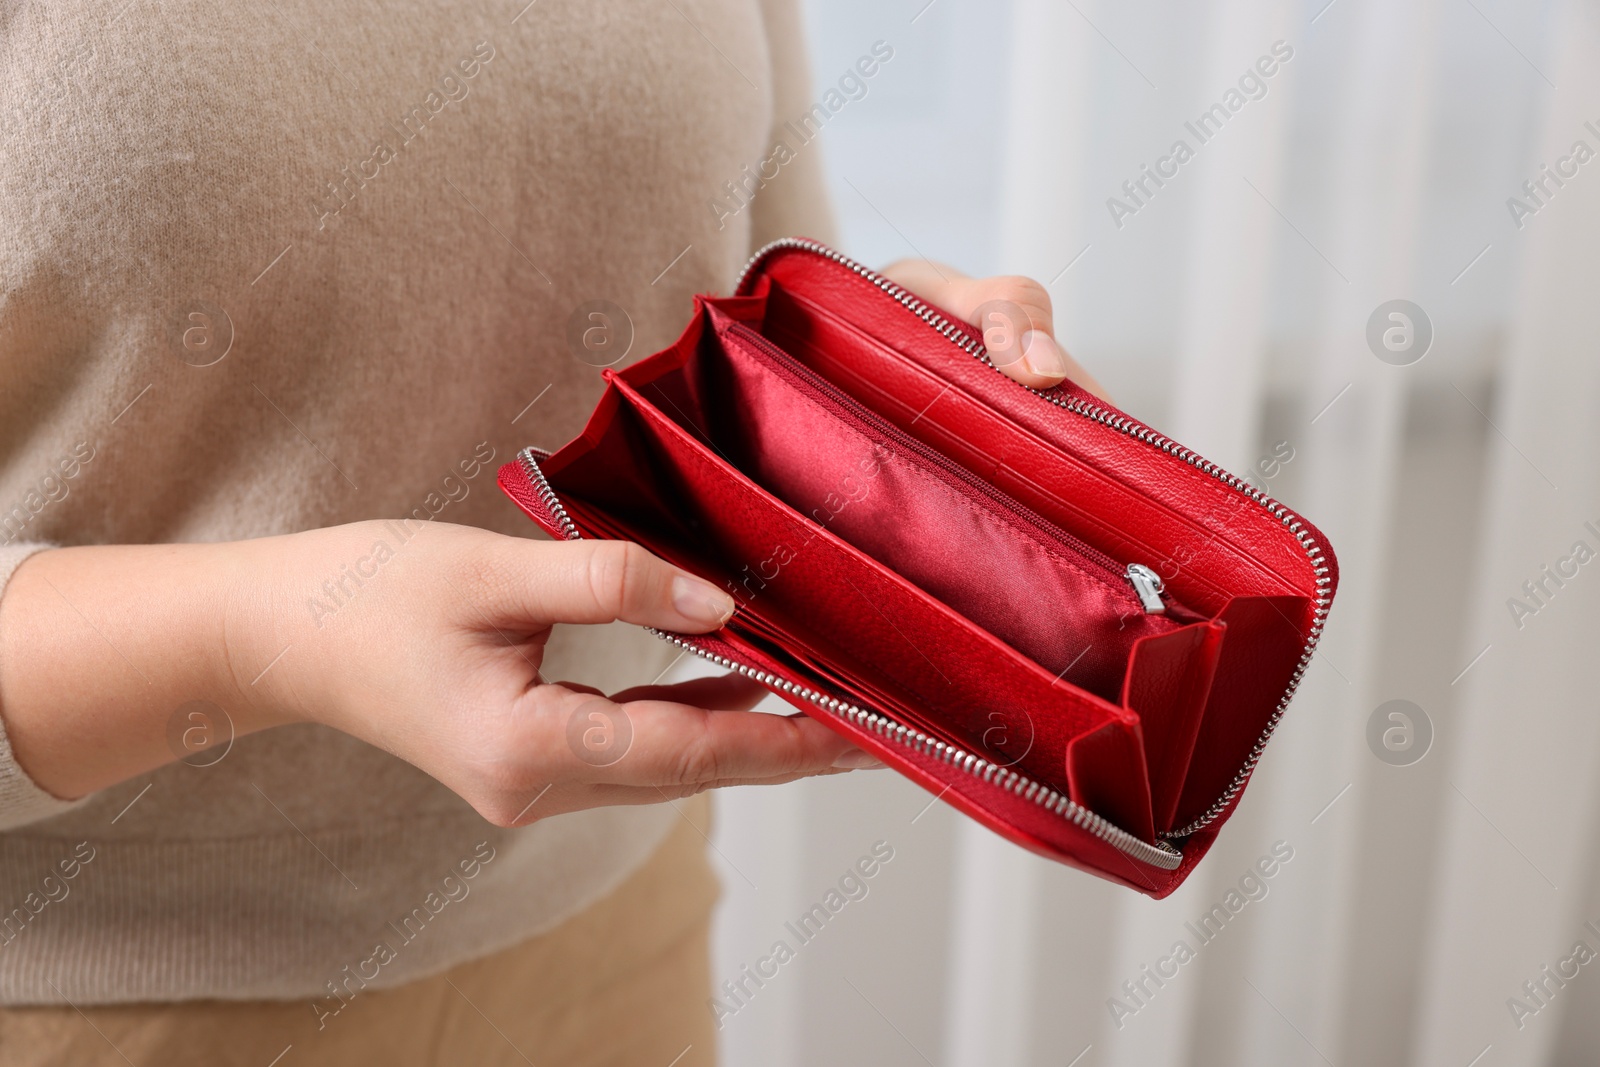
{"left": 1066, "top": 720, "right": 1156, "bottom": 845}
{"left": 1120, "top": 621, "right": 1225, "bottom": 833}
{"left": 1167, "top": 595, "right": 1310, "bottom": 834}
{"left": 723, "top": 613, "right": 1013, "bottom": 762}
{"left": 763, "top": 283, "right": 1010, "bottom": 477}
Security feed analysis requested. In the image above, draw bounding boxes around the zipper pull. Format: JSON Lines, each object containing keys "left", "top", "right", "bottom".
{"left": 1126, "top": 563, "right": 1167, "bottom": 614}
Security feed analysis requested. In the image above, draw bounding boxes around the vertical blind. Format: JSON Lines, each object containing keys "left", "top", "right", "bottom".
{"left": 701, "top": 1, "right": 1595, "bottom": 1063}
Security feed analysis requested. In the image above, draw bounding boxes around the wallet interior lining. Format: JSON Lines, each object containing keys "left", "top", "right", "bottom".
{"left": 740, "top": 285, "right": 1319, "bottom": 834}
{"left": 539, "top": 296, "right": 1311, "bottom": 839}
{"left": 695, "top": 310, "right": 1201, "bottom": 702}
{"left": 547, "top": 367, "right": 1141, "bottom": 808}
{"left": 759, "top": 282, "right": 1308, "bottom": 616}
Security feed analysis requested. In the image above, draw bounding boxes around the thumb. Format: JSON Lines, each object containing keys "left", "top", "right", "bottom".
{"left": 497, "top": 540, "right": 735, "bottom": 633}
{"left": 880, "top": 261, "right": 1110, "bottom": 400}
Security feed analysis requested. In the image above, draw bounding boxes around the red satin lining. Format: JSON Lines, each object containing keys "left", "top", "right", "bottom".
{"left": 670, "top": 308, "right": 1187, "bottom": 703}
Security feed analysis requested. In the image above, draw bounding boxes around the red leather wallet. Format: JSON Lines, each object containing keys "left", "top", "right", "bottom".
{"left": 499, "top": 239, "right": 1337, "bottom": 896}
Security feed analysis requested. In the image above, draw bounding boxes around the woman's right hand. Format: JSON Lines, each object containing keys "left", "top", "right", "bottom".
{"left": 0, "top": 522, "right": 873, "bottom": 824}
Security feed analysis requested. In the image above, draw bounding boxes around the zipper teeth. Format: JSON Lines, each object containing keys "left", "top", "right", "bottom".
{"left": 647, "top": 628, "right": 1184, "bottom": 872}
{"left": 517, "top": 449, "right": 581, "bottom": 541}
{"left": 721, "top": 321, "right": 1131, "bottom": 583}
{"left": 512, "top": 445, "right": 1182, "bottom": 872}
{"left": 736, "top": 237, "right": 1334, "bottom": 840}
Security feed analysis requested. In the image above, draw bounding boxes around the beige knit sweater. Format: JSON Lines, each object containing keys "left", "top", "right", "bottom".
{"left": 0, "top": 0, "right": 834, "bottom": 1003}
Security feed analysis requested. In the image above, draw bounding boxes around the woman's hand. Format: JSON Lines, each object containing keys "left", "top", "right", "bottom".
{"left": 882, "top": 260, "right": 1110, "bottom": 400}
{"left": 0, "top": 524, "right": 869, "bottom": 825}
{"left": 236, "top": 523, "right": 873, "bottom": 824}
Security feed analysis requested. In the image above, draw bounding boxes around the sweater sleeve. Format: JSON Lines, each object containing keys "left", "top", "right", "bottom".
{"left": 749, "top": 0, "right": 839, "bottom": 253}
{"left": 0, "top": 542, "right": 92, "bottom": 830}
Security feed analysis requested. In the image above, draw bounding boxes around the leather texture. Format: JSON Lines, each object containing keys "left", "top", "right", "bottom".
{"left": 496, "top": 240, "right": 1338, "bottom": 897}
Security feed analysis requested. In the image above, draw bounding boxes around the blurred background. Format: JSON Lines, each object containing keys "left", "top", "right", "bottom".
{"left": 689, "top": 0, "right": 1600, "bottom": 1064}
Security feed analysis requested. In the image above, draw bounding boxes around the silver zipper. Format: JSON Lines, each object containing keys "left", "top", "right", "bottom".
{"left": 513, "top": 445, "right": 1183, "bottom": 872}
{"left": 734, "top": 238, "right": 1333, "bottom": 841}
{"left": 647, "top": 630, "right": 1183, "bottom": 871}
{"left": 516, "top": 448, "right": 579, "bottom": 541}
{"left": 1125, "top": 563, "right": 1167, "bottom": 615}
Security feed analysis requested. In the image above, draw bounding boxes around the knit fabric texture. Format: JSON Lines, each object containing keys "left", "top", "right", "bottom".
{"left": 0, "top": 0, "right": 834, "bottom": 1003}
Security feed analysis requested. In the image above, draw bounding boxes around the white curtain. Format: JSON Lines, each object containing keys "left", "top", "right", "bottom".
{"left": 703, "top": 1, "right": 1596, "bottom": 1063}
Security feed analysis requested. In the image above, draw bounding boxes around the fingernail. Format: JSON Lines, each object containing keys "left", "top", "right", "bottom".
{"left": 1021, "top": 330, "right": 1067, "bottom": 380}
{"left": 832, "top": 749, "right": 886, "bottom": 770}
{"left": 672, "top": 575, "right": 735, "bottom": 627}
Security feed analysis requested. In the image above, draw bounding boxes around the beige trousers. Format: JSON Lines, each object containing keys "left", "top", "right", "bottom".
{"left": 0, "top": 796, "right": 720, "bottom": 1067}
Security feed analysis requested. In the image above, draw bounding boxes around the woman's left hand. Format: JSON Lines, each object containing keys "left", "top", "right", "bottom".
{"left": 881, "top": 260, "right": 1110, "bottom": 401}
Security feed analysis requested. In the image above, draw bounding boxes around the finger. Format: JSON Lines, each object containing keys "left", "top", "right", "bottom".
{"left": 881, "top": 263, "right": 1110, "bottom": 400}
{"left": 492, "top": 539, "right": 735, "bottom": 633}
{"left": 506, "top": 767, "right": 872, "bottom": 821}
{"left": 550, "top": 680, "right": 607, "bottom": 698}
{"left": 772, "top": 711, "right": 882, "bottom": 767}
{"left": 609, "top": 672, "right": 769, "bottom": 710}
{"left": 883, "top": 265, "right": 1058, "bottom": 381}
{"left": 599, "top": 698, "right": 867, "bottom": 787}
{"left": 881, "top": 257, "right": 971, "bottom": 292}
{"left": 942, "top": 276, "right": 1109, "bottom": 397}
{"left": 571, "top": 765, "right": 881, "bottom": 804}
{"left": 472, "top": 685, "right": 876, "bottom": 827}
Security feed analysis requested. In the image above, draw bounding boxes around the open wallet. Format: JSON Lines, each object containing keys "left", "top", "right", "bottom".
{"left": 498, "top": 238, "right": 1338, "bottom": 896}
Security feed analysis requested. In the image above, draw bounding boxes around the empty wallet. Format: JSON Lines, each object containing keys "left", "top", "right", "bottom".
{"left": 498, "top": 238, "right": 1337, "bottom": 896}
